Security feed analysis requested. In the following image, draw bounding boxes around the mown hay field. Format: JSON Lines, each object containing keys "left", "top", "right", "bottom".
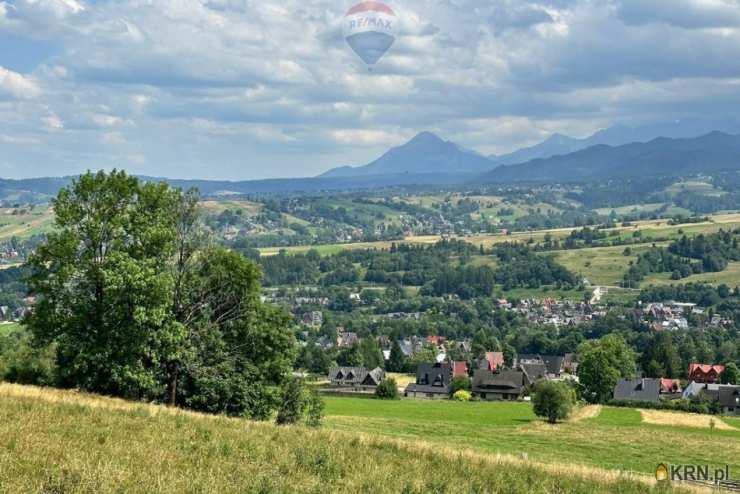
{"left": 0, "top": 384, "right": 707, "bottom": 494}
{"left": 324, "top": 397, "right": 740, "bottom": 478}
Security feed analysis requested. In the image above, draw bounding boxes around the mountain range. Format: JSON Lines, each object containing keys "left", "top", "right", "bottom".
{"left": 3, "top": 122, "right": 740, "bottom": 200}
{"left": 323, "top": 118, "right": 740, "bottom": 178}
{"left": 484, "top": 131, "right": 740, "bottom": 183}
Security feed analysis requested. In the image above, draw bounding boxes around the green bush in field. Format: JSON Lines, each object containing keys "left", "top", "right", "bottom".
{"left": 276, "top": 378, "right": 306, "bottom": 425}
{"left": 0, "top": 328, "right": 56, "bottom": 386}
{"left": 305, "top": 388, "right": 325, "bottom": 427}
{"left": 450, "top": 375, "right": 471, "bottom": 393}
{"left": 452, "top": 390, "right": 472, "bottom": 402}
{"left": 375, "top": 378, "right": 399, "bottom": 400}
{"left": 532, "top": 381, "right": 576, "bottom": 424}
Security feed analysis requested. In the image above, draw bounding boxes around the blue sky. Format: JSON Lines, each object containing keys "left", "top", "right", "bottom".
{"left": 1, "top": 0, "right": 740, "bottom": 180}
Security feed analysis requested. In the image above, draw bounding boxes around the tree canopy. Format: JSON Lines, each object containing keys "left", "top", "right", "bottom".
{"left": 26, "top": 171, "right": 294, "bottom": 418}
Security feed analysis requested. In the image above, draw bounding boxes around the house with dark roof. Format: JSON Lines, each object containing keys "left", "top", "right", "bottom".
{"left": 683, "top": 383, "right": 740, "bottom": 415}
{"left": 516, "top": 354, "right": 576, "bottom": 378}
{"left": 405, "top": 362, "right": 453, "bottom": 399}
{"left": 328, "top": 367, "right": 385, "bottom": 393}
{"left": 718, "top": 386, "right": 740, "bottom": 415}
{"left": 613, "top": 378, "right": 661, "bottom": 403}
{"left": 472, "top": 369, "right": 526, "bottom": 401}
{"left": 519, "top": 362, "right": 547, "bottom": 385}
{"left": 688, "top": 363, "right": 725, "bottom": 384}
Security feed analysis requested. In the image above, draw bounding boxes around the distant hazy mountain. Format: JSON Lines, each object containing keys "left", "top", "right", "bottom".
{"left": 490, "top": 118, "right": 740, "bottom": 166}
{"left": 321, "top": 132, "right": 497, "bottom": 178}
{"left": 482, "top": 131, "right": 740, "bottom": 183}
{"left": 490, "top": 134, "right": 585, "bottom": 166}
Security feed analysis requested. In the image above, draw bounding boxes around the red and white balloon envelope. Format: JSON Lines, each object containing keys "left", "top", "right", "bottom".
{"left": 343, "top": 1, "right": 397, "bottom": 66}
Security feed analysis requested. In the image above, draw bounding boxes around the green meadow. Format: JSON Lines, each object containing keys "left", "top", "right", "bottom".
{"left": 0, "top": 384, "right": 702, "bottom": 494}
{"left": 324, "top": 397, "right": 740, "bottom": 477}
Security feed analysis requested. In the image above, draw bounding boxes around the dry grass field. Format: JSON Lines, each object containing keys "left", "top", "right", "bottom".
{"left": 0, "top": 383, "right": 707, "bottom": 494}
{"left": 640, "top": 410, "right": 737, "bottom": 431}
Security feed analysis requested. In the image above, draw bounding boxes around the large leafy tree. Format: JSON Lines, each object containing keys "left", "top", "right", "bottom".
{"left": 26, "top": 171, "right": 294, "bottom": 417}
{"left": 577, "top": 335, "right": 636, "bottom": 404}
{"left": 27, "top": 171, "right": 180, "bottom": 398}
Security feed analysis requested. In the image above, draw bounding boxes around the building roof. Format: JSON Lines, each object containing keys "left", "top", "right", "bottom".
{"left": 613, "top": 378, "right": 661, "bottom": 403}
{"left": 328, "top": 366, "right": 384, "bottom": 386}
{"left": 518, "top": 354, "right": 567, "bottom": 376}
{"left": 689, "top": 363, "right": 725, "bottom": 376}
{"left": 408, "top": 362, "right": 453, "bottom": 394}
{"left": 519, "top": 363, "right": 547, "bottom": 385}
{"left": 479, "top": 352, "right": 505, "bottom": 371}
{"left": 452, "top": 361, "right": 468, "bottom": 378}
{"left": 472, "top": 370, "right": 525, "bottom": 394}
{"left": 659, "top": 378, "right": 682, "bottom": 394}
{"left": 718, "top": 386, "right": 740, "bottom": 409}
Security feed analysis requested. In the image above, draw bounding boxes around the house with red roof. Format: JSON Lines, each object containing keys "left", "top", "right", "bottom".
{"left": 659, "top": 378, "right": 683, "bottom": 398}
{"left": 426, "top": 335, "right": 447, "bottom": 347}
{"left": 478, "top": 352, "right": 505, "bottom": 372}
{"left": 452, "top": 361, "right": 468, "bottom": 378}
{"left": 688, "top": 364, "right": 725, "bottom": 384}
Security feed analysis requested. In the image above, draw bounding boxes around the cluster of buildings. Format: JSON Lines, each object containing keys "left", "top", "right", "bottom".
{"left": 0, "top": 248, "right": 20, "bottom": 263}
{"left": 328, "top": 351, "right": 578, "bottom": 401}
{"left": 636, "top": 301, "right": 734, "bottom": 331}
{"left": 613, "top": 363, "right": 740, "bottom": 415}
{"left": 497, "top": 298, "right": 605, "bottom": 327}
{"left": 496, "top": 297, "right": 735, "bottom": 331}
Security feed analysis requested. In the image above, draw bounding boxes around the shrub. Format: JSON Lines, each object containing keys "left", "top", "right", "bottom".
{"left": 0, "top": 330, "right": 57, "bottom": 386}
{"left": 276, "top": 378, "right": 306, "bottom": 425}
{"left": 452, "top": 390, "right": 471, "bottom": 402}
{"left": 532, "top": 381, "right": 576, "bottom": 424}
{"left": 450, "top": 376, "right": 471, "bottom": 394}
{"left": 375, "top": 378, "right": 399, "bottom": 400}
{"left": 305, "top": 389, "right": 325, "bottom": 428}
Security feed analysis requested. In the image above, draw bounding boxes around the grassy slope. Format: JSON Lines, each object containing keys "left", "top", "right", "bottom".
{"left": 0, "top": 384, "right": 700, "bottom": 494}
{"left": 0, "top": 206, "right": 54, "bottom": 241}
{"left": 324, "top": 397, "right": 740, "bottom": 477}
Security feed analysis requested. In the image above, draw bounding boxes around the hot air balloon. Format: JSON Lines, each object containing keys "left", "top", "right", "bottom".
{"left": 343, "top": 1, "right": 397, "bottom": 66}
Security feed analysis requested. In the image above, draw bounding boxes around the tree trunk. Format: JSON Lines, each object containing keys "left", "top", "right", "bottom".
{"left": 167, "top": 366, "right": 178, "bottom": 407}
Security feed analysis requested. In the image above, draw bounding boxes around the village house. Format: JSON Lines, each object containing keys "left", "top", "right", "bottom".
{"left": 515, "top": 354, "right": 578, "bottom": 379}
{"left": 404, "top": 362, "right": 453, "bottom": 399}
{"left": 683, "top": 383, "right": 740, "bottom": 415}
{"left": 613, "top": 378, "right": 661, "bottom": 403}
{"left": 688, "top": 363, "right": 725, "bottom": 384}
{"left": 659, "top": 378, "right": 683, "bottom": 399}
{"left": 328, "top": 367, "right": 385, "bottom": 393}
{"left": 301, "top": 311, "right": 323, "bottom": 327}
{"left": 336, "top": 331, "right": 360, "bottom": 348}
{"left": 477, "top": 352, "right": 505, "bottom": 372}
{"left": 452, "top": 361, "right": 468, "bottom": 378}
{"left": 472, "top": 369, "right": 527, "bottom": 401}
